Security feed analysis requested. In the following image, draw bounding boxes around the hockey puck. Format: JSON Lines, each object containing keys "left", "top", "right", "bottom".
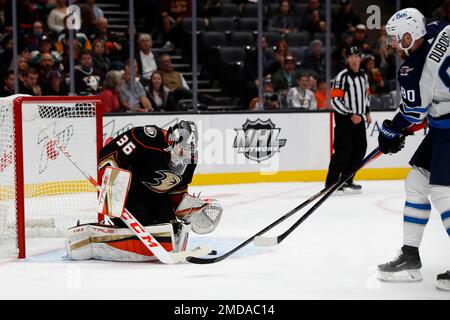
{"left": 209, "top": 250, "right": 217, "bottom": 255}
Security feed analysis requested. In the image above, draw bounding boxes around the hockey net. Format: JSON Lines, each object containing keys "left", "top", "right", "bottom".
{"left": 0, "top": 95, "right": 102, "bottom": 258}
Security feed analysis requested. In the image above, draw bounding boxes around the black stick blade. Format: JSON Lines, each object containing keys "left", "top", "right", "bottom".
{"left": 186, "top": 256, "right": 221, "bottom": 264}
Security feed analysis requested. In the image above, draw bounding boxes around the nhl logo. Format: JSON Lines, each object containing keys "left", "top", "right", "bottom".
{"left": 233, "top": 119, "right": 286, "bottom": 163}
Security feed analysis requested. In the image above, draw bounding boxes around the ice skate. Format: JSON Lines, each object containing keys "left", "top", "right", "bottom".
{"left": 436, "top": 271, "right": 450, "bottom": 291}
{"left": 343, "top": 182, "right": 362, "bottom": 194}
{"left": 377, "top": 245, "right": 423, "bottom": 282}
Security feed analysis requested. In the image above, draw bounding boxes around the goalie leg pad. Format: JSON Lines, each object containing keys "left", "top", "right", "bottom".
{"left": 66, "top": 223, "right": 175, "bottom": 262}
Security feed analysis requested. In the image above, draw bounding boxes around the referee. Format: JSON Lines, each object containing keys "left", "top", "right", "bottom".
{"left": 325, "top": 46, "right": 372, "bottom": 193}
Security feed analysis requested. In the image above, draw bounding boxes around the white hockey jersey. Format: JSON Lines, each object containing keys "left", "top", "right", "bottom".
{"left": 393, "top": 21, "right": 450, "bottom": 130}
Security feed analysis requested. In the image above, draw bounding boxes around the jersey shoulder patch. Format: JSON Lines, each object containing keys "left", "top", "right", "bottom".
{"left": 143, "top": 125, "right": 158, "bottom": 138}
{"left": 131, "top": 126, "right": 168, "bottom": 152}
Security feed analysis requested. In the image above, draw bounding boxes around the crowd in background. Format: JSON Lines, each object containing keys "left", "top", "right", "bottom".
{"left": 0, "top": 0, "right": 448, "bottom": 112}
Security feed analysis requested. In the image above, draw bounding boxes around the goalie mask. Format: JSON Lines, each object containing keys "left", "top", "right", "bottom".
{"left": 166, "top": 120, "right": 198, "bottom": 175}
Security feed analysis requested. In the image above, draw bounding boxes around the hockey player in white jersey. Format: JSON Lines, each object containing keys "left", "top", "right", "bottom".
{"left": 376, "top": 8, "right": 450, "bottom": 290}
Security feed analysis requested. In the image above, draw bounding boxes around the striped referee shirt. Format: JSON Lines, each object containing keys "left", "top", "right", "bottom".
{"left": 331, "top": 68, "right": 370, "bottom": 115}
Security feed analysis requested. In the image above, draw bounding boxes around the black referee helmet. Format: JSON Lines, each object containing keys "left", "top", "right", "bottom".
{"left": 345, "top": 46, "right": 361, "bottom": 57}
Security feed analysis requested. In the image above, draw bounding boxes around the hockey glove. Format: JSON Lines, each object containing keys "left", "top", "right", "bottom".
{"left": 378, "top": 120, "right": 405, "bottom": 154}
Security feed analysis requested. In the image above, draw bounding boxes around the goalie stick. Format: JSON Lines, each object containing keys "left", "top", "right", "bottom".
{"left": 41, "top": 126, "right": 212, "bottom": 264}
{"left": 186, "top": 148, "right": 381, "bottom": 264}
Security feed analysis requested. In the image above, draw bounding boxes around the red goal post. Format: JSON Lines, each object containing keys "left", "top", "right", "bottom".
{"left": 0, "top": 95, "right": 103, "bottom": 258}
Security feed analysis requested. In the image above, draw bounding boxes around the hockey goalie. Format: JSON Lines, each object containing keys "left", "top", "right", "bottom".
{"left": 65, "top": 120, "right": 223, "bottom": 262}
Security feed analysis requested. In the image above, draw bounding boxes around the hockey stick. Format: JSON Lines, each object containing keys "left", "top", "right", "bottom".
{"left": 186, "top": 148, "right": 381, "bottom": 264}
{"left": 41, "top": 126, "right": 212, "bottom": 264}
{"left": 253, "top": 148, "right": 382, "bottom": 247}
{"left": 252, "top": 121, "right": 428, "bottom": 247}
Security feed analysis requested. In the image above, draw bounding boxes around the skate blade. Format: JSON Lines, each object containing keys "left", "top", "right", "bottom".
{"left": 377, "top": 269, "right": 423, "bottom": 282}
{"left": 331, "top": 190, "right": 345, "bottom": 196}
{"left": 343, "top": 189, "right": 362, "bottom": 195}
{"left": 436, "top": 280, "right": 450, "bottom": 291}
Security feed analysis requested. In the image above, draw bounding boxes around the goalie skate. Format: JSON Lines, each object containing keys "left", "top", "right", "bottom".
{"left": 436, "top": 271, "right": 450, "bottom": 291}
{"left": 377, "top": 245, "right": 423, "bottom": 282}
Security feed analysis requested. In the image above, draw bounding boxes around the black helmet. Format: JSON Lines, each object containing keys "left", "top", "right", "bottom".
{"left": 346, "top": 46, "right": 361, "bottom": 57}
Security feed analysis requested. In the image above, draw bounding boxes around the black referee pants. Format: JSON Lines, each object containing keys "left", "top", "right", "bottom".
{"left": 325, "top": 112, "right": 367, "bottom": 187}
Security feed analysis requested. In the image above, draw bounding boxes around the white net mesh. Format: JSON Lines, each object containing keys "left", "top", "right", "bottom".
{"left": 0, "top": 95, "right": 99, "bottom": 257}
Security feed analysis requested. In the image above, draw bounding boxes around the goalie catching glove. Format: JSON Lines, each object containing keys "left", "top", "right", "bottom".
{"left": 175, "top": 193, "right": 223, "bottom": 234}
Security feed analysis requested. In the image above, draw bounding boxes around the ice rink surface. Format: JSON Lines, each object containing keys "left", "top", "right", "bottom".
{"left": 1, "top": 180, "right": 449, "bottom": 300}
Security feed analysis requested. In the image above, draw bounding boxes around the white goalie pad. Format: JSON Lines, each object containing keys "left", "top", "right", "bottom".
{"left": 175, "top": 193, "right": 223, "bottom": 234}
{"left": 97, "top": 167, "right": 132, "bottom": 218}
{"left": 66, "top": 223, "right": 175, "bottom": 262}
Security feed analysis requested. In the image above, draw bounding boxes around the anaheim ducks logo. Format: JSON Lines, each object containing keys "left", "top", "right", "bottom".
{"left": 142, "top": 170, "right": 182, "bottom": 193}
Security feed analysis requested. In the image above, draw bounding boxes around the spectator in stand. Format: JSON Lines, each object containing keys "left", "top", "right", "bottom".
{"left": 136, "top": 34, "right": 158, "bottom": 85}
{"left": 43, "top": 69, "right": 68, "bottom": 96}
{"left": 37, "top": 52, "right": 57, "bottom": 94}
{"left": 271, "top": 54, "right": 299, "bottom": 106}
{"left": 331, "top": 0, "right": 361, "bottom": 39}
{"left": 47, "top": 0, "right": 68, "bottom": 34}
{"left": 99, "top": 70, "right": 123, "bottom": 113}
{"left": 287, "top": 72, "right": 317, "bottom": 110}
{"left": 161, "top": 0, "right": 192, "bottom": 48}
{"left": 17, "top": 54, "right": 30, "bottom": 83}
{"left": 74, "top": 50, "right": 102, "bottom": 96}
{"left": 300, "top": 0, "right": 325, "bottom": 34}
{"left": 146, "top": 71, "right": 176, "bottom": 112}
{"left": 30, "top": 35, "right": 61, "bottom": 67}
{"left": 158, "top": 53, "right": 191, "bottom": 103}
{"left": 89, "top": 17, "right": 123, "bottom": 66}
{"left": 119, "top": 60, "right": 153, "bottom": 112}
{"left": 85, "top": 0, "right": 104, "bottom": 21}
{"left": 242, "top": 36, "right": 278, "bottom": 108}
{"left": 308, "top": 74, "right": 317, "bottom": 92}
{"left": 249, "top": 80, "right": 280, "bottom": 111}
{"left": 332, "top": 35, "right": 353, "bottom": 76}
{"left": 244, "top": 36, "right": 278, "bottom": 79}
{"left": 0, "top": 70, "right": 15, "bottom": 97}
{"left": 373, "top": 25, "right": 396, "bottom": 81}
{"left": 4, "top": 0, "right": 38, "bottom": 35}
{"left": 302, "top": 39, "right": 325, "bottom": 79}
{"left": 80, "top": 4, "right": 97, "bottom": 36}
{"left": 362, "top": 54, "right": 387, "bottom": 96}
{"left": 268, "top": 0, "right": 298, "bottom": 35}
{"left": 25, "top": 20, "right": 46, "bottom": 51}
{"left": 56, "top": 29, "right": 92, "bottom": 71}
{"left": 272, "top": 39, "right": 291, "bottom": 72}
{"left": 92, "top": 38, "right": 111, "bottom": 81}
{"left": 19, "top": 67, "right": 42, "bottom": 96}
{"left": 315, "top": 78, "right": 327, "bottom": 109}
{"left": 352, "top": 24, "right": 371, "bottom": 53}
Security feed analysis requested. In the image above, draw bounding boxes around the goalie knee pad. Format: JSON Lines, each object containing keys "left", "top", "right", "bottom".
{"left": 175, "top": 193, "right": 223, "bottom": 234}
{"left": 403, "top": 167, "right": 432, "bottom": 247}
